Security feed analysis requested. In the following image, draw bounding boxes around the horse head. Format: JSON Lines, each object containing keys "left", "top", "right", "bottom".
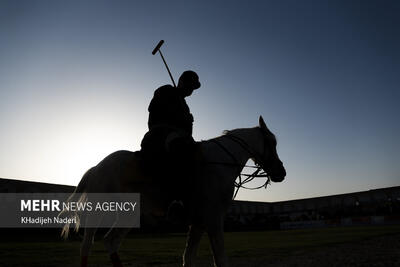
{"left": 257, "top": 116, "right": 286, "bottom": 183}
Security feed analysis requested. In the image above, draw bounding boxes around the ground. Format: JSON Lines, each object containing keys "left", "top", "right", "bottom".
{"left": 0, "top": 225, "right": 399, "bottom": 266}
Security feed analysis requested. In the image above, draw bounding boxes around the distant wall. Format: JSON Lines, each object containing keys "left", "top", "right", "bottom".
{"left": 0, "top": 178, "right": 73, "bottom": 193}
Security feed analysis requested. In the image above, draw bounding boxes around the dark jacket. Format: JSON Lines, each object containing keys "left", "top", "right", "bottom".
{"left": 148, "top": 85, "right": 194, "bottom": 135}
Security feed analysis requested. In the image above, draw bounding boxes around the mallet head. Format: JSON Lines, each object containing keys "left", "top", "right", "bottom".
{"left": 152, "top": 40, "right": 164, "bottom": 55}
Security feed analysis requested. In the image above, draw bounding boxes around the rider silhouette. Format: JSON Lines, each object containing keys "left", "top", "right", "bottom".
{"left": 141, "top": 71, "right": 200, "bottom": 200}
{"left": 147, "top": 70, "right": 200, "bottom": 135}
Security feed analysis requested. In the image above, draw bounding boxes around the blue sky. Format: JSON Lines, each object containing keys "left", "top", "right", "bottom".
{"left": 0, "top": 0, "right": 399, "bottom": 201}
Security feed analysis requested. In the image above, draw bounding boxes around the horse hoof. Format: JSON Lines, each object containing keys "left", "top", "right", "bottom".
{"left": 80, "top": 255, "right": 88, "bottom": 267}
{"left": 110, "top": 252, "right": 124, "bottom": 267}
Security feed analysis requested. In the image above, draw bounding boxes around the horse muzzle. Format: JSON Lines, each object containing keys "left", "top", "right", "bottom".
{"left": 269, "top": 165, "right": 286, "bottom": 183}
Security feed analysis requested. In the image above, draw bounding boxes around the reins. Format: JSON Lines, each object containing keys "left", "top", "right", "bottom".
{"left": 208, "top": 134, "right": 271, "bottom": 200}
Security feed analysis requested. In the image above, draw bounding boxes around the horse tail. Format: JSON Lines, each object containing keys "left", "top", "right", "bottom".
{"left": 60, "top": 167, "right": 93, "bottom": 239}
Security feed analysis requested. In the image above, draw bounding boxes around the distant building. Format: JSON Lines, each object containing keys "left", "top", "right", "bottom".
{"left": 228, "top": 186, "right": 400, "bottom": 229}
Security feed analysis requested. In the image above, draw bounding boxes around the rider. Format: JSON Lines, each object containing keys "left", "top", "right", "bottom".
{"left": 141, "top": 70, "right": 201, "bottom": 199}
{"left": 147, "top": 70, "right": 200, "bottom": 136}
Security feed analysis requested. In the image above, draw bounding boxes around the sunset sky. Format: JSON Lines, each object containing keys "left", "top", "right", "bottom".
{"left": 1, "top": 0, "right": 399, "bottom": 202}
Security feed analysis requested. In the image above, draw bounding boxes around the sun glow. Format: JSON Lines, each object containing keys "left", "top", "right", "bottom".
{"left": 0, "top": 93, "right": 147, "bottom": 186}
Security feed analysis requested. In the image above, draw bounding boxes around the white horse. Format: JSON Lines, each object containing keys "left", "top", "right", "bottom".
{"left": 61, "top": 116, "right": 286, "bottom": 267}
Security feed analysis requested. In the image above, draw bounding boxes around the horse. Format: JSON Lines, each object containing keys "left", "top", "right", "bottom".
{"left": 60, "top": 116, "right": 286, "bottom": 267}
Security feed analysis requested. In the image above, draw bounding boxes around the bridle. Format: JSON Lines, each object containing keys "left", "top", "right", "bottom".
{"left": 208, "top": 129, "right": 272, "bottom": 199}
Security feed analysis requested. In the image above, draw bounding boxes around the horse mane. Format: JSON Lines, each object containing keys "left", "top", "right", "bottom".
{"left": 223, "top": 127, "right": 277, "bottom": 142}
{"left": 222, "top": 127, "right": 249, "bottom": 136}
{"left": 198, "top": 129, "right": 238, "bottom": 144}
{"left": 222, "top": 127, "right": 260, "bottom": 136}
{"left": 200, "top": 126, "right": 273, "bottom": 145}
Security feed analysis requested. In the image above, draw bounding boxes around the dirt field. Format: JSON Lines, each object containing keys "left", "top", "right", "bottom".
{"left": 0, "top": 225, "right": 399, "bottom": 266}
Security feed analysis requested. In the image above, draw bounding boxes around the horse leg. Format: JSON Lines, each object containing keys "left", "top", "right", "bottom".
{"left": 104, "top": 227, "right": 131, "bottom": 267}
{"left": 80, "top": 212, "right": 104, "bottom": 267}
{"left": 207, "top": 218, "right": 228, "bottom": 267}
{"left": 80, "top": 227, "right": 97, "bottom": 267}
{"left": 183, "top": 224, "right": 205, "bottom": 267}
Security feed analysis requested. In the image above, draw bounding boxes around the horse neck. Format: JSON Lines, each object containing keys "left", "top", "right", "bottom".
{"left": 216, "top": 127, "right": 263, "bottom": 171}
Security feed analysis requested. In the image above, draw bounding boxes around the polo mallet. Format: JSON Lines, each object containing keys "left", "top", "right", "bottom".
{"left": 152, "top": 40, "right": 176, "bottom": 87}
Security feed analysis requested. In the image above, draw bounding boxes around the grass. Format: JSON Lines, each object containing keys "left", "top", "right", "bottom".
{"left": 0, "top": 225, "right": 399, "bottom": 266}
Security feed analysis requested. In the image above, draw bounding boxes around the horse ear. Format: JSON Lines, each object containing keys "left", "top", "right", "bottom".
{"left": 259, "top": 116, "right": 267, "bottom": 130}
{"left": 259, "top": 116, "right": 271, "bottom": 134}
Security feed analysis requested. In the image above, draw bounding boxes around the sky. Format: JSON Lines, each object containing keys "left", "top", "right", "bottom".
{"left": 0, "top": 0, "right": 399, "bottom": 202}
